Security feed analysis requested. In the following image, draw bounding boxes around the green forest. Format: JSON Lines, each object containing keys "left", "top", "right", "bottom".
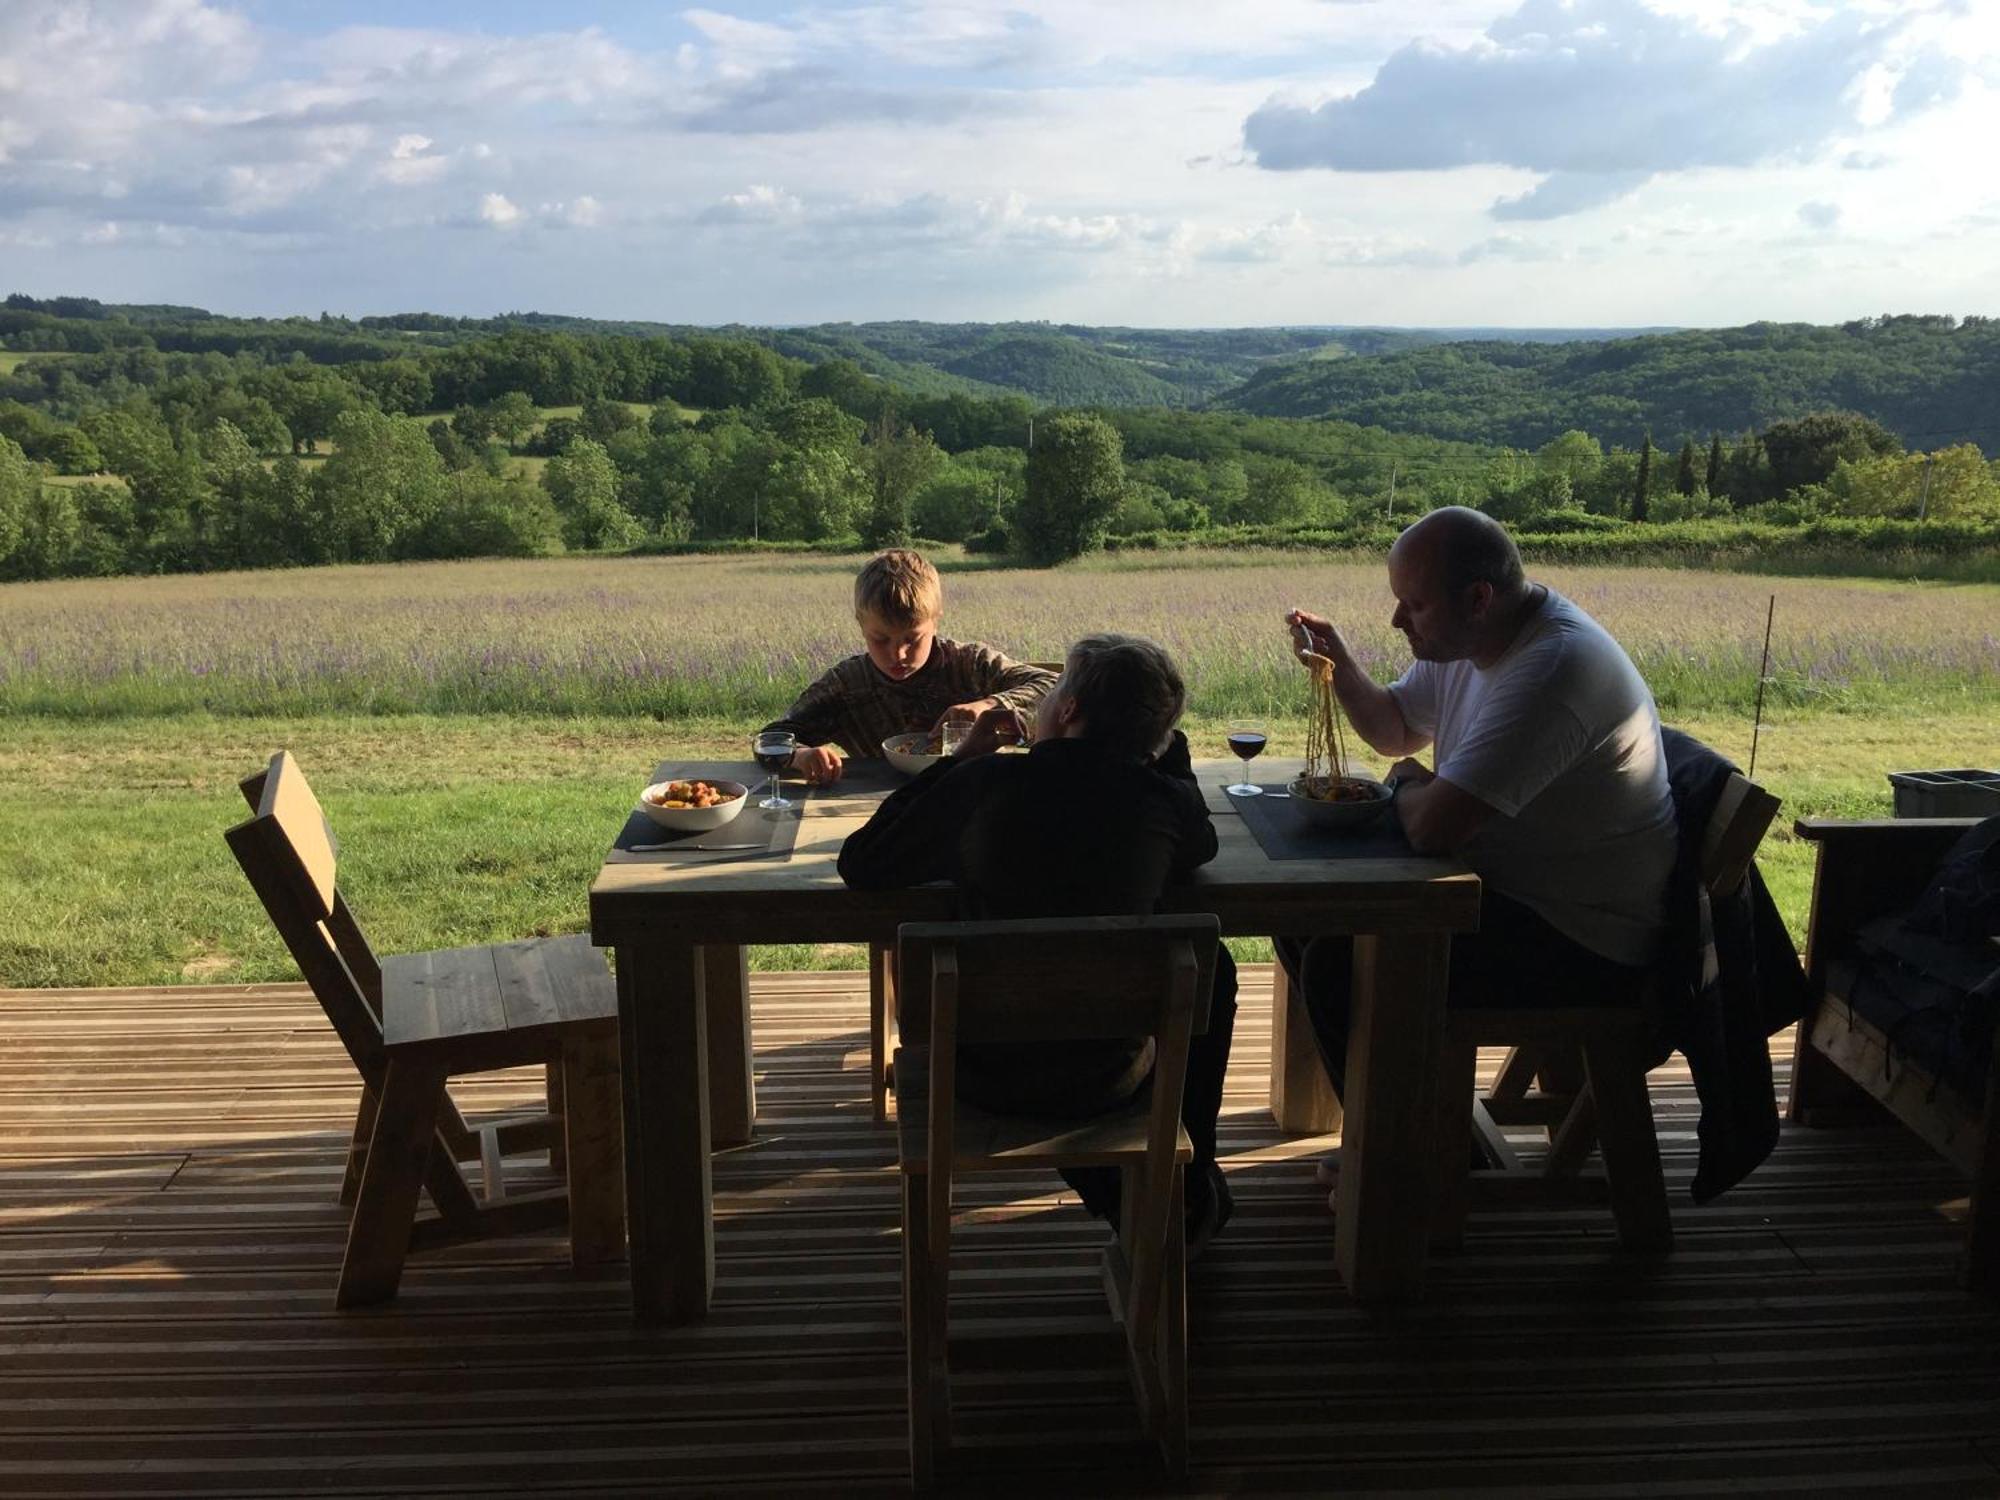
{"left": 2, "top": 293, "right": 1997, "bottom": 583}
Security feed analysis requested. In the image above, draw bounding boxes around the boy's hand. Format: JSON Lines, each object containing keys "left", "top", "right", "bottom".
{"left": 953, "top": 705, "right": 1027, "bottom": 759}
{"left": 928, "top": 698, "right": 998, "bottom": 738}
{"left": 791, "top": 744, "right": 844, "bottom": 786}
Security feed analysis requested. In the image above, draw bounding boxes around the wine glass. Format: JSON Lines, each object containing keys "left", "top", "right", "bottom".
{"left": 1225, "top": 720, "right": 1267, "bottom": 797}
{"left": 752, "top": 731, "right": 797, "bottom": 811}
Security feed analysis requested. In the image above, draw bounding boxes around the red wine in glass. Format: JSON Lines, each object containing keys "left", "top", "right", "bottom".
{"left": 752, "top": 731, "right": 796, "bottom": 810}
{"left": 1226, "top": 722, "right": 1266, "bottom": 797}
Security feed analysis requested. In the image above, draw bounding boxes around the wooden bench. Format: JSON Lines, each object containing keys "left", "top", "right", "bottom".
{"left": 1790, "top": 817, "right": 1997, "bottom": 1292}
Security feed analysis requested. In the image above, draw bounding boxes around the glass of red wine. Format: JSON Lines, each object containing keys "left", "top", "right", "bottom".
{"left": 753, "top": 731, "right": 797, "bottom": 811}
{"left": 1226, "top": 720, "right": 1267, "bottom": 797}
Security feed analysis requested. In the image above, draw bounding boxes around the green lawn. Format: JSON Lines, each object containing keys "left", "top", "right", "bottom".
{"left": 2, "top": 705, "right": 1988, "bottom": 989}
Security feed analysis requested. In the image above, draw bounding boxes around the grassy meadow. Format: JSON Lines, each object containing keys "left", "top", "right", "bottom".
{"left": 2, "top": 549, "right": 1996, "bottom": 988}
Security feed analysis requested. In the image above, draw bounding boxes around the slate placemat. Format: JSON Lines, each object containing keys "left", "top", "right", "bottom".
{"left": 613, "top": 794, "right": 807, "bottom": 860}
{"left": 1229, "top": 783, "right": 1413, "bottom": 861}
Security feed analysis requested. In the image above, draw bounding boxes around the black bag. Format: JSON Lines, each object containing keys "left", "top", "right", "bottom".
{"left": 1903, "top": 814, "right": 2000, "bottom": 943}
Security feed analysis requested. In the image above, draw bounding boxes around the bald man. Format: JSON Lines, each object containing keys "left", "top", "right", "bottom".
{"left": 1280, "top": 507, "right": 1677, "bottom": 1191}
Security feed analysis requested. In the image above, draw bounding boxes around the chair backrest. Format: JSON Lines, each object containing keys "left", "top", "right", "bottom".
{"left": 224, "top": 751, "right": 386, "bottom": 1075}
{"left": 896, "top": 914, "right": 1219, "bottom": 1048}
{"left": 898, "top": 913, "right": 1219, "bottom": 1344}
{"left": 1698, "top": 772, "right": 1781, "bottom": 900}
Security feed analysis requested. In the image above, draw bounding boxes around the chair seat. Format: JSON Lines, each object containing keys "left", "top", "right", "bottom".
{"left": 893, "top": 1046, "right": 1192, "bottom": 1172}
{"left": 382, "top": 935, "right": 616, "bottom": 1055}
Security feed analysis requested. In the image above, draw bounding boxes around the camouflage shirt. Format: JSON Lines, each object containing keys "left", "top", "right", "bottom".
{"left": 761, "top": 639, "right": 1058, "bottom": 758}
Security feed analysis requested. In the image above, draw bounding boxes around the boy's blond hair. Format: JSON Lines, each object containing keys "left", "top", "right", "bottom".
{"left": 853, "top": 549, "right": 942, "bottom": 626}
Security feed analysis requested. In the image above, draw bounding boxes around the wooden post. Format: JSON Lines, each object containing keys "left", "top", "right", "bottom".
{"left": 1268, "top": 959, "right": 1343, "bottom": 1135}
{"left": 702, "top": 944, "right": 755, "bottom": 1147}
{"left": 1335, "top": 933, "right": 1448, "bottom": 1301}
{"left": 617, "top": 938, "right": 714, "bottom": 1325}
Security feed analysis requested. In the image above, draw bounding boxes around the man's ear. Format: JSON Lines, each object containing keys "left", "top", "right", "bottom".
{"left": 1463, "top": 580, "right": 1495, "bottom": 620}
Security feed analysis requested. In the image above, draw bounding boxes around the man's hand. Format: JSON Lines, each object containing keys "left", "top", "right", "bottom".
{"left": 1285, "top": 608, "right": 1345, "bottom": 664}
{"left": 951, "top": 705, "right": 1027, "bottom": 759}
{"left": 790, "top": 743, "right": 844, "bottom": 786}
{"left": 1386, "top": 756, "right": 1433, "bottom": 790}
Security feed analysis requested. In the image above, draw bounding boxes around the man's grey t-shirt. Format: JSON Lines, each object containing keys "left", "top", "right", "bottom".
{"left": 1388, "top": 588, "right": 1676, "bottom": 967}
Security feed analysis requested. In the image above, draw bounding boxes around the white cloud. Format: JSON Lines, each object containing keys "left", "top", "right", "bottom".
{"left": 1242, "top": 0, "right": 1965, "bottom": 218}
{"left": 1798, "top": 200, "right": 1843, "bottom": 230}
{"left": 701, "top": 184, "right": 805, "bottom": 224}
{"left": 478, "top": 192, "right": 522, "bottom": 227}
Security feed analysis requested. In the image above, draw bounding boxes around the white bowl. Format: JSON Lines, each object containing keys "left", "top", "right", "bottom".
{"left": 883, "top": 731, "right": 945, "bottom": 776}
{"left": 637, "top": 778, "right": 748, "bottom": 832}
{"left": 1286, "top": 774, "right": 1395, "bottom": 831}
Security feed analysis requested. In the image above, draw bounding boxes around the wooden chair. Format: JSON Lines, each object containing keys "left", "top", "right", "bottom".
{"left": 224, "top": 750, "right": 623, "bottom": 1307}
{"left": 893, "top": 914, "right": 1218, "bottom": 1489}
{"left": 1434, "top": 771, "right": 1782, "bottom": 1251}
{"left": 866, "top": 661, "right": 1068, "bottom": 1124}
{"left": 1788, "top": 816, "right": 1996, "bottom": 1292}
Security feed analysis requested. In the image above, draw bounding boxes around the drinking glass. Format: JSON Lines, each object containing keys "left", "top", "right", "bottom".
{"left": 939, "top": 717, "right": 971, "bottom": 757}
{"left": 1225, "top": 720, "right": 1267, "bottom": 797}
{"left": 752, "top": 731, "right": 797, "bottom": 811}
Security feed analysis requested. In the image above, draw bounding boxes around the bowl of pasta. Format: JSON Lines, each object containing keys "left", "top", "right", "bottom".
{"left": 638, "top": 778, "right": 748, "bottom": 831}
{"left": 1286, "top": 773, "right": 1395, "bottom": 830}
{"left": 883, "top": 730, "right": 946, "bottom": 776}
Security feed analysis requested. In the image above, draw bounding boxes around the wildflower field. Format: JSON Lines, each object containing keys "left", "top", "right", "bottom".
{"left": 5, "top": 550, "right": 1997, "bottom": 720}
{"left": 2, "top": 549, "right": 1996, "bottom": 987}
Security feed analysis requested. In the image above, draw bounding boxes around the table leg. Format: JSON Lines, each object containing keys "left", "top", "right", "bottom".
{"left": 617, "top": 938, "right": 714, "bottom": 1324}
{"left": 1335, "top": 931, "right": 1449, "bottom": 1303}
{"left": 702, "top": 944, "right": 755, "bottom": 1147}
{"left": 1267, "top": 959, "right": 1343, "bottom": 1135}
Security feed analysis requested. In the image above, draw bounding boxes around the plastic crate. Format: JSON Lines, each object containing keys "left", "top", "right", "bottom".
{"left": 1886, "top": 769, "right": 2000, "bottom": 818}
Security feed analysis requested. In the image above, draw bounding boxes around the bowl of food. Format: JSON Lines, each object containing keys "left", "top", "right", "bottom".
{"left": 1286, "top": 773, "right": 1395, "bottom": 830}
{"left": 883, "top": 730, "right": 946, "bottom": 776}
{"left": 638, "top": 777, "right": 748, "bottom": 831}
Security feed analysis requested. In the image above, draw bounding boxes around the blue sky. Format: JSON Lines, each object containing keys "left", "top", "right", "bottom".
{"left": 2, "top": 0, "right": 1996, "bottom": 327}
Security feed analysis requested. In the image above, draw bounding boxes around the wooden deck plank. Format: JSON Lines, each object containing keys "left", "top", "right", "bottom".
{"left": 1, "top": 970, "right": 1997, "bottom": 1497}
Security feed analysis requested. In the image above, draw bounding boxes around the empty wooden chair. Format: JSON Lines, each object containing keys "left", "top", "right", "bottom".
{"left": 225, "top": 750, "right": 622, "bottom": 1307}
{"left": 1434, "top": 770, "right": 1782, "bottom": 1250}
{"left": 893, "top": 914, "right": 1218, "bottom": 1489}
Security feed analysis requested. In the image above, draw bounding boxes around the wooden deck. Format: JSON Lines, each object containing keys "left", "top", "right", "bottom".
{"left": 3, "top": 969, "right": 1997, "bottom": 1497}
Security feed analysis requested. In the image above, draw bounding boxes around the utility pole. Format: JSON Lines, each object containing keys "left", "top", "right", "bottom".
{"left": 1917, "top": 454, "right": 1935, "bottom": 520}
{"left": 1385, "top": 462, "right": 1398, "bottom": 521}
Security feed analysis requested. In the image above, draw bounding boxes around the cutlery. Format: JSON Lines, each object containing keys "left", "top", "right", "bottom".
{"left": 629, "top": 840, "right": 767, "bottom": 852}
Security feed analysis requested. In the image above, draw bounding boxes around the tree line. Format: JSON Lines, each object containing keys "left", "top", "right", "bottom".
{"left": 1, "top": 302, "right": 1997, "bottom": 583}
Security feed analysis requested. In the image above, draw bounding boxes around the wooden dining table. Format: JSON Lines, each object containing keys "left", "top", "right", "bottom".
{"left": 589, "top": 755, "right": 1481, "bottom": 1325}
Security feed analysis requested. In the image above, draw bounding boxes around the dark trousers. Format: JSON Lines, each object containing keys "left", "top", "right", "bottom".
{"left": 1052, "top": 946, "right": 1239, "bottom": 1220}
{"left": 1277, "top": 894, "right": 1647, "bottom": 1102}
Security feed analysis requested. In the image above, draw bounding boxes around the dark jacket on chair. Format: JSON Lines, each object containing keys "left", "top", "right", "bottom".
{"left": 1658, "top": 729, "right": 1810, "bottom": 1203}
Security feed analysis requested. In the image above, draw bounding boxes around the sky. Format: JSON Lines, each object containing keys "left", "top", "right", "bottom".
{"left": 1, "top": 0, "right": 1997, "bottom": 329}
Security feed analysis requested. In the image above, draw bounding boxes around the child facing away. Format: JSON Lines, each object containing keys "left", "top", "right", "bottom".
{"left": 761, "top": 549, "right": 1058, "bottom": 786}
{"left": 836, "top": 632, "right": 1238, "bottom": 1253}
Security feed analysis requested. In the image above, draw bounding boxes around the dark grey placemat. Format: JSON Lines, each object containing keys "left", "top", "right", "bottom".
{"left": 614, "top": 796, "right": 806, "bottom": 860}
{"left": 1230, "top": 783, "right": 1412, "bottom": 860}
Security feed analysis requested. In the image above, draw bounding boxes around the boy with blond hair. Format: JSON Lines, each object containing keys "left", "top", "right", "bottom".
{"left": 762, "top": 549, "right": 1056, "bottom": 785}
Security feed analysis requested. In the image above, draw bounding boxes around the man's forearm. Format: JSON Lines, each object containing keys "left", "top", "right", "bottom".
{"left": 1329, "top": 646, "right": 1422, "bottom": 756}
